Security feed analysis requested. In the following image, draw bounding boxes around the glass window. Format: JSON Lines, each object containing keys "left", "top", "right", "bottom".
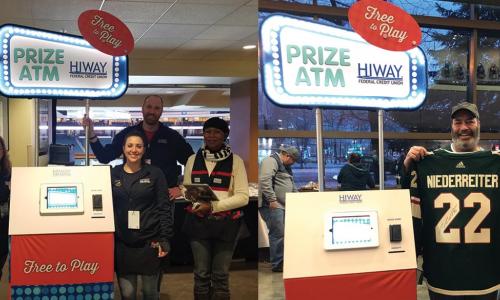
{"left": 259, "top": 90, "right": 375, "bottom": 132}
{"left": 390, "top": 1, "right": 470, "bottom": 18}
{"left": 420, "top": 28, "right": 470, "bottom": 86}
{"left": 477, "top": 4, "right": 500, "bottom": 21}
{"left": 55, "top": 106, "right": 228, "bottom": 165}
{"left": 291, "top": 0, "right": 471, "bottom": 19}
{"left": 259, "top": 137, "right": 493, "bottom": 190}
{"left": 382, "top": 27, "right": 470, "bottom": 132}
{"left": 477, "top": 30, "right": 500, "bottom": 86}
{"left": 384, "top": 89, "right": 467, "bottom": 133}
{"left": 478, "top": 90, "right": 500, "bottom": 133}
{"left": 259, "top": 137, "right": 500, "bottom": 190}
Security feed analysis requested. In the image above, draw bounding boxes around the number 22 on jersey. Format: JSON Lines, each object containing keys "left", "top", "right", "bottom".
{"left": 434, "top": 193, "right": 490, "bottom": 244}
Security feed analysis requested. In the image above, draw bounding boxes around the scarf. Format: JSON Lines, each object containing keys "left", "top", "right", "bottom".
{"left": 201, "top": 143, "right": 232, "bottom": 162}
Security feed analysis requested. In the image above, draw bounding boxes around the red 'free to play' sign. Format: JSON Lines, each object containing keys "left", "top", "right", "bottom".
{"left": 78, "top": 9, "right": 134, "bottom": 56}
{"left": 348, "top": 0, "right": 422, "bottom": 52}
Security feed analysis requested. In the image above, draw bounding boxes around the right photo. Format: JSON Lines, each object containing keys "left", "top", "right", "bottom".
{"left": 257, "top": 1, "right": 500, "bottom": 300}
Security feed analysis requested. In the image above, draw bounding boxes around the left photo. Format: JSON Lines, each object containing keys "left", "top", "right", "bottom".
{"left": 0, "top": 0, "right": 258, "bottom": 299}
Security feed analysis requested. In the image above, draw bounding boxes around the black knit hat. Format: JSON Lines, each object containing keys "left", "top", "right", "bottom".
{"left": 203, "top": 117, "right": 229, "bottom": 137}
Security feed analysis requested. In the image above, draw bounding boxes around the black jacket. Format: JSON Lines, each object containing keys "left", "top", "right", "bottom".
{"left": 337, "top": 163, "right": 375, "bottom": 191}
{"left": 0, "top": 173, "right": 9, "bottom": 205}
{"left": 91, "top": 122, "right": 194, "bottom": 188}
{"left": 111, "top": 164, "right": 173, "bottom": 247}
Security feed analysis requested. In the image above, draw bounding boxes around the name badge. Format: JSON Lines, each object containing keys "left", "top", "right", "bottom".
{"left": 158, "top": 139, "right": 167, "bottom": 144}
{"left": 140, "top": 178, "right": 151, "bottom": 184}
{"left": 213, "top": 178, "right": 222, "bottom": 184}
{"left": 128, "top": 211, "right": 140, "bottom": 229}
{"left": 194, "top": 178, "right": 200, "bottom": 183}
{"left": 145, "top": 159, "right": 151, "bottom": 165}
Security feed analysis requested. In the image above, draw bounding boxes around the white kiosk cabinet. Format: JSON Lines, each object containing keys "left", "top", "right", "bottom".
{"left": 8, "top": 166, "right": 115, "bottom": 299}
{"left": 283, "top": 190, "right": 416, "bottom": 300}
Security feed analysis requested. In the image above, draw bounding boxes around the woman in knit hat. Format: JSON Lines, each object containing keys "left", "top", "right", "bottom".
{"left": 182, "top": 117, "right": 249, "bottom": 300}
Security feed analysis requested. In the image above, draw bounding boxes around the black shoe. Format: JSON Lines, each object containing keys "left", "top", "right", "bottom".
{"left": 271, "top": 266, "right": 283, "bottom": 272}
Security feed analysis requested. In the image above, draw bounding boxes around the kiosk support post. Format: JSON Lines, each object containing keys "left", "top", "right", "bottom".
{"left": 85, "top": 99, "right": 90, "bottom": 166}
{"left": 378, "top": 109, "right": 385, "bottom": 190}
{"left": 315, "top": 108, "right": 324, "bottom": 192}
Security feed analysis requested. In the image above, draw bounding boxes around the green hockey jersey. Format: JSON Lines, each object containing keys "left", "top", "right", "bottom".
{"left": 408, "top": 149, "right": 500, "bottom": 295}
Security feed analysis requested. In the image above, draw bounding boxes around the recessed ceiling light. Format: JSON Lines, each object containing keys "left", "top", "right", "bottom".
{"left": 242, "top": 44, "right": 256, "bottom": 50}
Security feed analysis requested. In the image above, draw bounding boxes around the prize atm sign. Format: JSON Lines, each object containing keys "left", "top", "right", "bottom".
{"left": 259, "top": 14, "right": 427, "bottom": 110}
{"left": 0, "top": 24, "right": 128, "bottom": 99}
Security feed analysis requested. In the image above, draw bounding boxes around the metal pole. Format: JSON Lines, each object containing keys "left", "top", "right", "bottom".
{"left": 315, "top": 108, "right": 324, "bottom": 192}
{"left": 85, "top": 99, "right": 90, "bottom": 166}
{"left": 378, "top": 110, "right": 384, "bottom": 190}
{"left": 34, "top": 99, "right": 39, "bottom": 166}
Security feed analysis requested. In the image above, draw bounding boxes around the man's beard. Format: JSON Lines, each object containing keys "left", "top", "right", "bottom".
{"left": 452, "top": 127, "right": 480, "bottom": 152}
{"left": 144, "top": 114, "right": 159, "bottom": 125}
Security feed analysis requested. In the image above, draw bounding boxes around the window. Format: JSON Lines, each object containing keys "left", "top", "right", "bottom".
{"left": 55, "top": 106, "right": 229, "bottom": 165}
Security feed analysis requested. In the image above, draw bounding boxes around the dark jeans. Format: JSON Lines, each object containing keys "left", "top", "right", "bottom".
{"left": 190, "top": 238, "right": 236, "bottom": 296}
{"left": 117, "top": 273, "right": 159, "bottom": 300}
{"left": 428, "top": 289, "right": 498, "bottom": 300}
{"left": 259, "top": 207, "right": 285, "bottom": 270}
{"left": 0, "top": 216, "right": 8, "bottom": 280}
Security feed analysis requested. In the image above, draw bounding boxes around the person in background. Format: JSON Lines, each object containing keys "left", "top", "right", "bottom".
{"left": 182, "top": 117, "right": 249, "bottom": 300}
{"left": 111, "top": 131, "right": 173, "bottom": 300}
{"left": 258, "top": 145, "right": 298, "bottom": 273}
{"left": 402, "top": 102, "right": 499, "bottom": 300}
{"left": 337, "top": 153, "right": 375, "bottom": 191}
{"left": 83, "top": 95, "right": 194, "bottom": 200}
{"left": 370, "top": 150, "right": 380, "bottom": 185}
{"left": 0, "top": 136, "right": 11, "bottom": 281}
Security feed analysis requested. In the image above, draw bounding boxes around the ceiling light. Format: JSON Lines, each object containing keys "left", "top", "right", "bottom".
{"left": 242, "top": 44, "right": 256, "bottom": 50}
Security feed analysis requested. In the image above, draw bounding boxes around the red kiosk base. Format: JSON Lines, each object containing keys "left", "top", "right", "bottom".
{"left": 9, "top": 233, "right": 114, "bottom": 299}
{"left": 285, "top": 269, "right": 416, "bottom": 300}
{"left": 283, "top": 190, "right": 417, "bottom": 300}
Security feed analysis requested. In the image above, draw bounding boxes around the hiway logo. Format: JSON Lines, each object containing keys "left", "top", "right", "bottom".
{"left": 357, "top": 63, "right": 403, "bottom": 86}
{"left": 339, "top": 194, "right": 362, "bottom": 203}
{"left": 455, "top": 161, "right": 466, "bottom": 169}
{"left": 69, "top": 61, "right": 108, "bottom": 79}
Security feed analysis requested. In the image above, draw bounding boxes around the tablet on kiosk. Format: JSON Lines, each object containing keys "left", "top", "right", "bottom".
{"left": 324, "top": 211, "right": 379, "bottom": 250}
{"left": 39, "top": 183, "right": 84, "bottom": 215}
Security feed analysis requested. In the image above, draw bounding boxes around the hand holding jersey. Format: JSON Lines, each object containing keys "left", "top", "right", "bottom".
{"left": 404, "top": 146, "right": 430, "bottom": 172}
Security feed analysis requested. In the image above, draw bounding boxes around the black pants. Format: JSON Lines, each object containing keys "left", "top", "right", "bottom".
{"left": 0, "top": 216, "right": 8, "bottom": 280}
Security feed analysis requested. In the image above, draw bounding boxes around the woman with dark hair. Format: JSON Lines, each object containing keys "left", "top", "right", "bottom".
{"left": 0, "top": 136, "right": 11, "bottom": 280}
{"left": 111, "top": 131, "right": 173, "bottom": 300}
{"left": 182, "top": 117, "right": 249, "bottom": 300}
{"left": 337, "top": 153, "right": 375, "bottom": 191}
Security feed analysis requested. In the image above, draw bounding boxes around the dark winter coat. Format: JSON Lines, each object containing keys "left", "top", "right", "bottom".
{"left": 337, "top": 163, "right": 375, "bottom": 191}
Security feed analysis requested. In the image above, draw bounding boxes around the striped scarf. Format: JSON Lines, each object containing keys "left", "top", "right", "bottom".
{"left": 201, "top": 143, "right": 232, "bottom": 162}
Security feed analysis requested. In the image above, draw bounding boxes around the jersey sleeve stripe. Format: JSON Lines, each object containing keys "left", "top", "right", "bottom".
{"left": 411, "top": 196, "right": 421, "bottom": 219}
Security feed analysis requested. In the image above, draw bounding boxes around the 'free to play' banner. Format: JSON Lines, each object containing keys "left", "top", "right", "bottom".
{"left": 9, "top": 233, "right": 114, "bottom": 299}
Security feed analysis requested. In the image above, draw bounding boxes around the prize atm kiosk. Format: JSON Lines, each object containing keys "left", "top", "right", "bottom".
{"left": 8, "top": 166, "right": 114, "bottom": 299}
{"left": 283, "top": 190, "right": 416, "bottom": 300}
